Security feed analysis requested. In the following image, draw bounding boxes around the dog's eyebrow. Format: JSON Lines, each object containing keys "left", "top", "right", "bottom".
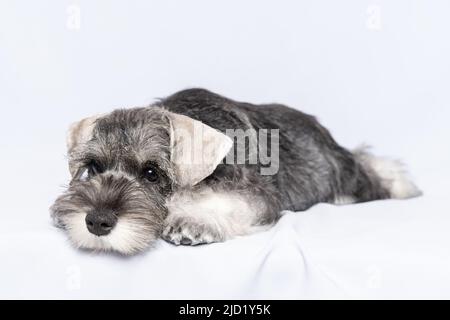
{"left": 123, "top": 155, "right": 163, "bottom": 171}
{"left": 75, "top": 152, "right": 107, "bottom": 167}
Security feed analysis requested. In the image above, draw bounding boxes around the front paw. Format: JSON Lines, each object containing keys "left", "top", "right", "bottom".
{"left": 161, "top": 216, "right": 224, "bottom": 246}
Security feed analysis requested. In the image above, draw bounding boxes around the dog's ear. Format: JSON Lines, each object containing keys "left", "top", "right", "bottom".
{"left": 66, "top": 114, "right": 103, "bottom": 176}
{"left": 66, "top": 114, "right": 103, "bottom": 152}
{"left": 167, "top": 112, "right": 233, "bottom": 186}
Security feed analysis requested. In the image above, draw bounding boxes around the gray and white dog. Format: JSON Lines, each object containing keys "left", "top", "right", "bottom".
{"left": 51, "top": 88, "right": 420, "bottom": 254}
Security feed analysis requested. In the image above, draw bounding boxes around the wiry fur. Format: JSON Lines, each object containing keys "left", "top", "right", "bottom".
{"left": 162, "top": 187, "right": 270, "bottom": 245}
{"left": 51, "top": 109, "right": 173, "bottom": 254}
{"left": 51, "top": 88, "right": 421, "bottom": 254}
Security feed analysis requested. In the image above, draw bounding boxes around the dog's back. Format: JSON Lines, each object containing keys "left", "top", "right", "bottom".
{"left": 160, "top": 88, "right": 421, "bottom": 212}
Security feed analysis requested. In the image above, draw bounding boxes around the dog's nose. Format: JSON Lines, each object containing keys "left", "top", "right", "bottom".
{"left": 85, "top": 212, "right": 117, "bottom": 236}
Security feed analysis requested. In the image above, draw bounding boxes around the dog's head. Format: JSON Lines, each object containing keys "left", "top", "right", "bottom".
{"left": 51, "top": 107, "right": 232, "bottom": 254}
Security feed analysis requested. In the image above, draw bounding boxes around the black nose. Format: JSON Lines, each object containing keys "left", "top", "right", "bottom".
{"left": 85, "top": 212, "right": 117, "bottom": 236}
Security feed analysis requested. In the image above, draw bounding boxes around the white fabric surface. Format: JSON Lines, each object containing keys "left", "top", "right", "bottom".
{"left": 1, "top": 177, "right": 449, "bottom": 299}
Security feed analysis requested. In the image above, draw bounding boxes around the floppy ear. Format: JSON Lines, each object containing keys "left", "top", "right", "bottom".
{"left": 167, "top": 112, "right": 233, "bottom": 186}
{"left": 67, "top": 114, "right": 104, "bottom": 152}
{"left": 66, "top": 114, "right": 103, "bottom": 176}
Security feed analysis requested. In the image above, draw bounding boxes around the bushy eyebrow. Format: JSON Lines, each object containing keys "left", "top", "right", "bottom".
{"left": 122, "top": 156, "right": 165, "bottom": 174}
{"left": 72, "top": 151, "right": 108, "bottom": 168}
{"left": 74, "top": 151, "right": 166, "bottom": 175}
{"left": 70, "top": 139, "right": 172, "bottom": 177}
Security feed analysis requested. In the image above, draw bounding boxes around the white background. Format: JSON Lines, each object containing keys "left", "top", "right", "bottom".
{"left": 0, "top": 0, "right": 449, "bottom": 299}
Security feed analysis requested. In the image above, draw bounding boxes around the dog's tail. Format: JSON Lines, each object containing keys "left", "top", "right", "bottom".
{"left": 353, "top": 145, "right": 422, "bottom": 199}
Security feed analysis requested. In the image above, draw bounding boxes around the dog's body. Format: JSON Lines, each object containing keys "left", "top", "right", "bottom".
{"left": 51, "top": 88, "right": 420, "bottom": 254}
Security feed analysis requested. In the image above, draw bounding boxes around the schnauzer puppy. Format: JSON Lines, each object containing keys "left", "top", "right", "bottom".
{"left": 51, "top": 88, "right": 420, "bottom": 254}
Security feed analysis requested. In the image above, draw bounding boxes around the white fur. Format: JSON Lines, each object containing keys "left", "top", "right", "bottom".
{"left": 369, "top": 157, "right": 421, "bottom": 199}
{"left": 164, "top": 187, "right": 269, "bottom": 244}
{"left": 356, "top": 147, "right": 422, "bottom": 199}
{"left": 334, "top": 196, "right": 356, "bottom": 205}
{"left": 61, "top": 213, "right": 154, "bottom": 255}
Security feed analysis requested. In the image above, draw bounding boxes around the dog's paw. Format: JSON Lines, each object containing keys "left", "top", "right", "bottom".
{"left": 161, "top": 216, "right": 224, "bottom": 246}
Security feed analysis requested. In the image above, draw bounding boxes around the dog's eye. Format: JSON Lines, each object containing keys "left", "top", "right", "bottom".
{"left": 87, "top": 161, "right": 103, "bottom": 178}
{"left": 143, "top": 165, "right": 159, "bottom": 182}
{"left": 79, "top": 169, "right": 89, "bottom": 181}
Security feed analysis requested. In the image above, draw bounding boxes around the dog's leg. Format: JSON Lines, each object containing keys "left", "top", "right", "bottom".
{"left": 162, "top": 187, "right": 270, "bottom": 245}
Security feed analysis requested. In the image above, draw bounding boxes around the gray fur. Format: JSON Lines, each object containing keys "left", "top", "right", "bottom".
{"left": 159, "top": 89, "right": 390, "bottom": 209}
{"left": 51, "top": 88, "right": 419, "bottom": 254}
